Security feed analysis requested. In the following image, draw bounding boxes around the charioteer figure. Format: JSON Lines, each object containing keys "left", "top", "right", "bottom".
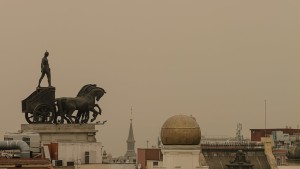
{"left": 38, "top": 50, "right": 52, "bottom": 87}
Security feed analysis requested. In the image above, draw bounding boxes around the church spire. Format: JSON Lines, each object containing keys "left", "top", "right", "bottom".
{"left": 124, "top": 107, "right": 136, "bottom": 160}
{"left": 130, "top": 107, "right": 133, "bottom": 123}
{"left": 127, "top": 107, "right": 135, "bottom": 141}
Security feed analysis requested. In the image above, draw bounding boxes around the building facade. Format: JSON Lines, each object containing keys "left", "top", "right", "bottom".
{"left": 250, "top": 128, "right": 300, "bottom": 142}
{"left": 137, "top": 148, "right": 162, "bottom": 169}
{"left": 20, "top": 124, "right": 102, "bottom": 166}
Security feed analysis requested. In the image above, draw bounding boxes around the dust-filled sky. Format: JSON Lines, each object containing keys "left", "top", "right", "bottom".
{"left": 1, "top": 1, "right": 300, "bottom": 157}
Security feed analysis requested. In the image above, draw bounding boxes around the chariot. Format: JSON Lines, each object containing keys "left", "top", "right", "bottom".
{"left": 22, "top": 87, "right": 56, "bottom": 124}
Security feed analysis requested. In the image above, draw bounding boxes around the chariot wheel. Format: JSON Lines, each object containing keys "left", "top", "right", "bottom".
{"left": 33, "top": 104, "right": 55, "bottom": 123}
{"left": 25, "top": 112, "right": 34, "bottom": 124}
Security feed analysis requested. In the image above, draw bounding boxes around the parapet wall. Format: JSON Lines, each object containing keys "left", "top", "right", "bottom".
{"left": 262, "top": 137, "right": 280, "bottom": 169}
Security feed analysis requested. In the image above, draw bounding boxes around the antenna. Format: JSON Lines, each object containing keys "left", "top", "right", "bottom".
{"left": 130, "top": 106, "right": 133, "bottom": 123}
{"left": 265, "top": 99, "right": 267, "bottom": 137}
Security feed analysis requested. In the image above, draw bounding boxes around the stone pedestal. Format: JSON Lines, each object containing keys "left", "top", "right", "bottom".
{"left": 20, "top": 124, "right": 98, "bottom": 143}
{"left": 161, "top": 145, "right": 208, "bottom": 169}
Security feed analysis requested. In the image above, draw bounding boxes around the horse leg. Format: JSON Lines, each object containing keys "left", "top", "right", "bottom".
{"left": 75, "top": 110, "right": 83, "bottom": 123}
{"left": 65, "top": 108, "right": 75, "bottom": 123}
{"left": 57, "top": 110, "right": 65, "bottom": 124}
{"left": 55, "top": 99, "right": 65, "bottom": 124}
{"left": 90, "top": 104, "right": 101, "bottom": 122}
{"left": 83, "top": 111, "right": 89, "bottom": 123}
{"left": 94, "top": 104, "right": 102, "bottom": 115}
{"left": 90, "top": 108, "right": 100, "bottom": 122}
{"left": 77, "top": 110, "right": 88, "bottom": 124}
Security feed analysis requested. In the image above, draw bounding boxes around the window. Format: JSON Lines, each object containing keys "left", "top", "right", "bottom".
{"left": 153, "top": 161, "right": 158, "bottom": 166}
{"left": 22, "top": 137, "right": 30, "bottom": 146}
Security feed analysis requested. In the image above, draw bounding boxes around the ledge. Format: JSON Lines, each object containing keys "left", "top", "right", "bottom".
{"left": 21, "top": 124, "right": 98, "bottom": 133}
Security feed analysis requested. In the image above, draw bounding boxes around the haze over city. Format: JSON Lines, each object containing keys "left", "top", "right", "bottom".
{"left": 0, "top": 1, "right": 300, "bottom": 157}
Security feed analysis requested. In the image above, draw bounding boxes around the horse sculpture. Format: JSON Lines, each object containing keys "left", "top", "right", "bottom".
{"left": 55, "top": 84, "right": 106, "bottom": 123}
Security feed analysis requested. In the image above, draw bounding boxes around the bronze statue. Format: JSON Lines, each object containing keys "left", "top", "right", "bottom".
{"left": 56, "top": 84, "right": 106, "bottom": 123}
{"left": 22, "top": 50, "right": 107, "bottom": 124}
{"left": 22, "top": 84, "right": 106, "bottom": 124}
{"left": 226, "top": 150, "right": 253, "bottom": 169}
{"left": 38, "top": 50, "right": 51, "bottom": 87}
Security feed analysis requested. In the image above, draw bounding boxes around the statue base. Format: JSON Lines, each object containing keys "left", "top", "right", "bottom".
{"left": 20, "top": 123, "right": 98, "bottom": 143}
{"left": 161, "top": 145, "right": 208, "bottom": 169}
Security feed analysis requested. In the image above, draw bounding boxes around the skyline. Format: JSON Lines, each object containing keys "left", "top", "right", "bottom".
{"left": 1, "top": 1, "right": 300, "bottom": 156}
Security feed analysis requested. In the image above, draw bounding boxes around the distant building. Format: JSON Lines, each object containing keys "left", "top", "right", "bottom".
{"left": 124, "top": 115, "right": 136, "bottom": 163}
{"left": 101, "top": 115, "right": 137, "bottom": 164}
{"left": 137, "top": 148, "right": 162, "bottom": 169}
{"left": 250, "top": 128, "right": 300, "bottom": 142}
{"left": 250, "top": 128, "right": 300, "bottom": 167}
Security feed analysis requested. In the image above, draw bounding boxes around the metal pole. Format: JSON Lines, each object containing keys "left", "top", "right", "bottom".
{"left": 265, "top": 99, "right": 267, "bottom": 137}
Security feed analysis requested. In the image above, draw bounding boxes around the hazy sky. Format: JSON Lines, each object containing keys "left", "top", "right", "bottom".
{"left": 1, "top": 1, "right": 300, "bottom": 156}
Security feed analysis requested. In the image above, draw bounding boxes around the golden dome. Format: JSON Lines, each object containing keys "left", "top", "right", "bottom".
{"left": 160, "top": 115, "right": 201, "bottom": 145}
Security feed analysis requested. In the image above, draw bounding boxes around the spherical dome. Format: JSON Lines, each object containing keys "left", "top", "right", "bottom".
{"left": 160, "top": 115, "right": 201, "bottom": 145}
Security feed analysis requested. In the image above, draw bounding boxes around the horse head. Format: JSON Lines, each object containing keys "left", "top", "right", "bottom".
{"left": 77, "top": 84, "right": 106, "bottom": 102}
{"left": 94, "top": 87, "right": 106, "bottom": 101}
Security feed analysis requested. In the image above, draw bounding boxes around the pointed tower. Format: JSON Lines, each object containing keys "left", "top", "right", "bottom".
{"left": 124, "top": 108, "right": 136, "bottom": 161}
